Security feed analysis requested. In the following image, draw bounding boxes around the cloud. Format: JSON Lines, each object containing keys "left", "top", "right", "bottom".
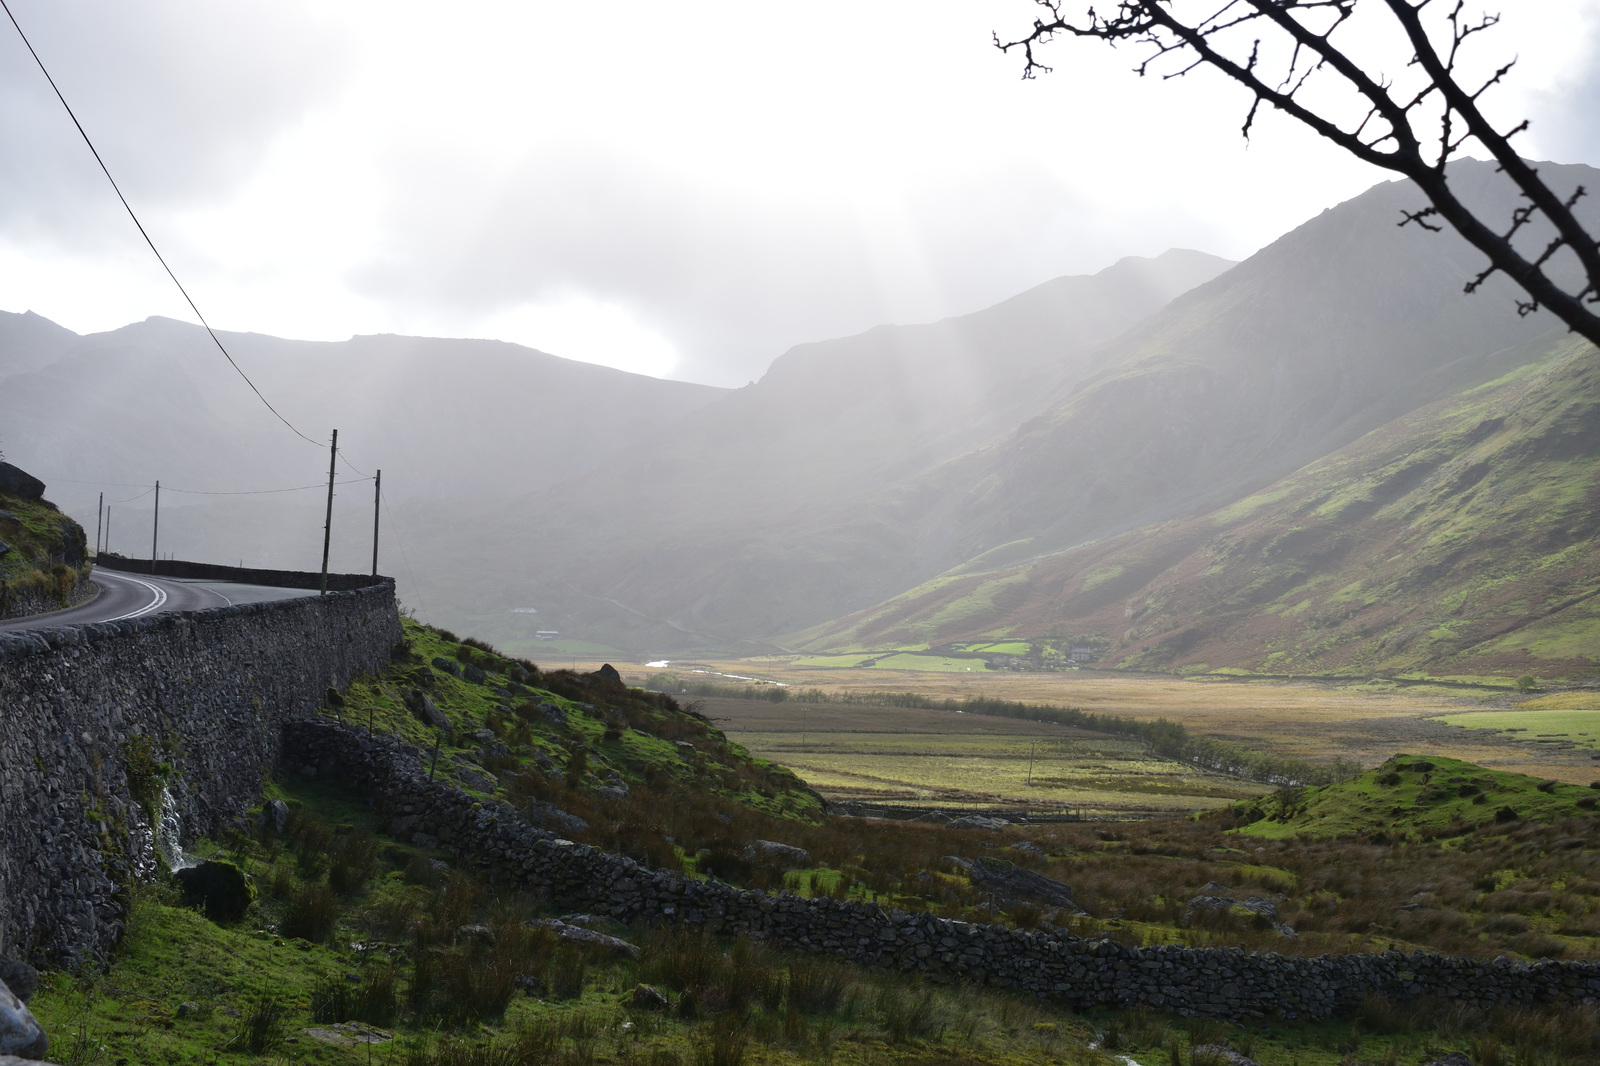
{"left": 0, "top": 0, "right": 349, "bottom": 246}
{"left": 1530, "top": 11, "right": 1600, "bottom": 168}
{"left": 1, "top": 0, "right": 1594, "bottom": 388}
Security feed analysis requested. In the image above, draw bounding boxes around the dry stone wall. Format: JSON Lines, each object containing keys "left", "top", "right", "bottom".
{"left": 286, "top": 720, "right": 1600, "bottom": 1021}
{"left": 0, "top": 583, "right": 400, "bottom": 967}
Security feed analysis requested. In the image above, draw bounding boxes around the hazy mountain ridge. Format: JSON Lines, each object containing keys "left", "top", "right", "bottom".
{"left": 398, "top": 251, "right": 1238, "bottom": 649}
{"left": 455, "top": 160, "right": 1598, "bottom": 656}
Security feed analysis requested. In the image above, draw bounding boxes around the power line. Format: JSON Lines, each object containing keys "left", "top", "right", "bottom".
{"left": 0, "top": 0, "right": 322, "bottom": 449}
{"left": 34, "top": 473, "right": 373, "bottom": 495}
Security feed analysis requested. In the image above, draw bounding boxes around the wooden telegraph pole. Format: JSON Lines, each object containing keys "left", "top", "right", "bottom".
{"left": 372, "top": 469, "right": 381, "bottom": 577}
{"left": 150, "top": 481, "right": 160, "bottom": 572}
{"left": 320, "top": 430, "right": 338, "bottom": 595}
{"left": 95, "top": 492, "right": 103, "bottom": 555}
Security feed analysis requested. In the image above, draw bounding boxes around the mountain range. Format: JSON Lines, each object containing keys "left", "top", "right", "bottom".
{"left": 3, "top": 157, "right": 1597, "bottom": 681}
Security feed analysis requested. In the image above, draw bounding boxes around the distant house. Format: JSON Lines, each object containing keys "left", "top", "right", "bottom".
{"left": 535, "top": 631, "right": 560, "bottom": 641}
{"left": 1070, "top": 647, "right": 1095, "bottom": 663}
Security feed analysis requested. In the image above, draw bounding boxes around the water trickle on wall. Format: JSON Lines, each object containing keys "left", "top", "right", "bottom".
{"left": 158, "top": 786, "right": 192, "bottom": 872}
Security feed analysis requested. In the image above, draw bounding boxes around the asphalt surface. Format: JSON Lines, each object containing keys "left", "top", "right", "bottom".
{"left": 0, "top": 566, "right": 315, "bottom": 634}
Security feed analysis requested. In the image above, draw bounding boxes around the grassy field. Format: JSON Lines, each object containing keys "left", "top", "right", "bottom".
{"left": 586, "top": 659, "right": 1600, "bottom": 785}
{"left": 698, "top": 697, "right": 1265, "bottom": 815}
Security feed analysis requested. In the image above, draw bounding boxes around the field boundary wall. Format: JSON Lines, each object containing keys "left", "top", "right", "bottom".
{"left": 0, "top": 580, "right": 401, "bottom": 966}
{"left": 287, "top": 720, "right": 1600, "bottom": 1020}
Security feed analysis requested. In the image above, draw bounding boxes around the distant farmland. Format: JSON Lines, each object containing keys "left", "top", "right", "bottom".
{"left": 699, "top": 697, "right": 1265, "bottom": 816}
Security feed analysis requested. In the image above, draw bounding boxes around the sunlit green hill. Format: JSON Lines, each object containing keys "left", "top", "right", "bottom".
{"left": 1230, "top": 754, "right": 1600, "bottom": 840}
{"left": 802, "top": 330, "right": 1600, "bottom": 683}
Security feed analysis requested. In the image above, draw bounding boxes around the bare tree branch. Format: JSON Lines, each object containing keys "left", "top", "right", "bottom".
{"left": 997, "top": 0, "right": 1600, "bottom": 349}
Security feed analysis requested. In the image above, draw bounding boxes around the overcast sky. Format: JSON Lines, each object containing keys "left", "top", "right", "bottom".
{"left": 0, "top": 1, "right": 1597, "bottom": 387}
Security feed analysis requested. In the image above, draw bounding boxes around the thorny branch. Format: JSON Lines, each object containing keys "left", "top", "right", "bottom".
{"left": 997, "top": 0, "right": 1600, "bottom": 347}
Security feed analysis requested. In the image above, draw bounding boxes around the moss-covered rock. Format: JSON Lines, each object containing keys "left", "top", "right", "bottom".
{"left": 176, "top": 860, "right": 256, "bottom": 923}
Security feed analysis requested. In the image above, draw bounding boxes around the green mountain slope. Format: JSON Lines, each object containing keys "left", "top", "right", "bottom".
{"left": 801, "top": 330, "right": 1600, "bottom": 682}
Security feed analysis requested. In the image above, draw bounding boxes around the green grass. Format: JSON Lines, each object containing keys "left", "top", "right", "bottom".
{"left": 1431, "top": 708, "right": 1600, "bottom": 749}
{"left": 1234, "top": 754, "right": 1600, "bottom": 839}
{"left": 864, "top": 654, "right": 988, "bottom": 672}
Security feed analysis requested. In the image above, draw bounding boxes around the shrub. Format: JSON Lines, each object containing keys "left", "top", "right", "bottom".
{"left": 692, "top": 1019, "right": 749, "bottom": 1066}
{"left": 228, "top": 993, "right": 287, "bottom": 1054}
{"left": 281, "top": 881, "right": 340, "bottom": 943}
{"left": 787, "top": 957, "right": 852, "bottom": 1015}
{"left": 328, "top": 831, "right": 380, "bottom": 895}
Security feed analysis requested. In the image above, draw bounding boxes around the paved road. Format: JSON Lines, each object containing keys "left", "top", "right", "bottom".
{"left": 0, "top": 567, "right": 315, "bottom": 634}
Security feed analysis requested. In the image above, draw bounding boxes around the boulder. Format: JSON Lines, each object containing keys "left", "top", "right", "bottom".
{"left": 541, "top": 703, "right": 568, "bottom": 725}
{"left": 1187, "top": 895, "right": 1297, "bottom": 938}
{"left": 526, "top": 800, "right": 588, "bottom": 837}
{"left": 451, "top": 759, "right": 497, "bottom": 793}
{"left": 1188, "top": 895, "right": 1277, "bottom": 921}
{"left": 0, "top": 464, "right": 44, "bottom": 502}
{"left": 1008, "top": 841, "right": 1043, "bottom": 856}
{"left": 594, "top": 786, "right": 630, "bottom": 801}
{"left": 0, "top": 963, "right": 35, "bottom": 1006}
{"left": 948, "top": 814, "right": 1007, "bottom": 831}
{"left": 966, "top": 857, "right": 1079, "bottom": 910}
{"left": 456, "top": 923, "right": 496, "bottom": 946}
{"left": 744, "top": 840, "right": 811, "bottom": 868}
{"left": 514, "top": 973, "right": 548, "bottom": 997}
{"left": 430, "top": 657, "right": 463, "bottom": 678}
{"left": 261, "top": 800, "right": 290, "bottom": 835}
{"left": 176, "top": 860, "right": 256, "bottom": 923}
{"left": 0, "top": 511, "right": 17, "bottom": 524}
{"left": 407, "top": 693, "right": 452, "bottom": 734}
{"left": 0, "top": 974, "right": 48, "bottom": 1060}
{"left": 0, "top": 541, "right": 9, "bottom": 559}
{"left": 597, "top": 663, "right": 624, "bottom": 685}
{"left": 527, "top": 919, "right": 640, "bottom": 959}
{"left": 1190, "top": 1047, "right": 1261, "bottom": 1066}
{"left": 631, "top": 984, "right": 669, "bottom": 1011}
{"left": 462, "top": 664, "right": 487, "bottom": 685}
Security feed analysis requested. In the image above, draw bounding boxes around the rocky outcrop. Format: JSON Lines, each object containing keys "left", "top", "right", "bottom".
{"left": 745, "top": 840, "right": 811, "bottom": 868}
{"left": 962, "top": 858, "right": 1080, "bottom": 911}
{"left": 0, "top": 465, "right": 44, "bottom": 502}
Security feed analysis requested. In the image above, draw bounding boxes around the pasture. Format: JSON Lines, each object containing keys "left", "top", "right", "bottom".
{"left": 697, "top": 697, "right": 1265, "bottom": 815}
{"left": 570, "top": 657, "right": 1600, "bottom": 785}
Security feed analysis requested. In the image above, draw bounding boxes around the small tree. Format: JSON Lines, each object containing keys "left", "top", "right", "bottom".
{"left": 1514, "top": 674, "right": 1537, "bottom": 693}
{"left": 998, "top": 1, "right": 1600, "bottom": 347}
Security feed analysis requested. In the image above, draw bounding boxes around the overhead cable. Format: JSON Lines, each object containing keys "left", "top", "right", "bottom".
{"left": 0, "top": 0, "right": 322, "bottom": 449}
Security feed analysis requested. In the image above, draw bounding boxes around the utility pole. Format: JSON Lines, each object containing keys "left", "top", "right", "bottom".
{"left": 151, "top": 481, "right": 160, "bottom": 572}
{"left": 95, "top": 492, "right": 103, "bottom": 555}
{"left": 320, "top": 429, "right": 338, "bottom": 595}
{"left": 371, "top": 469, "right": 381, "bottom": 578}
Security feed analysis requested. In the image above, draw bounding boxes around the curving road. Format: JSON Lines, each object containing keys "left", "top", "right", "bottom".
{"left": 0, "top": 566, "right": 316, "bottom": 634}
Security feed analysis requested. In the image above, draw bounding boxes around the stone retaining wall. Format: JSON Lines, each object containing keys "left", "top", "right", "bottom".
{"left": 286, "top": 720, "right": 1600, "bottom": 1020}
{"left": 0, "top": 584, "right": 401, "bottom": 966}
